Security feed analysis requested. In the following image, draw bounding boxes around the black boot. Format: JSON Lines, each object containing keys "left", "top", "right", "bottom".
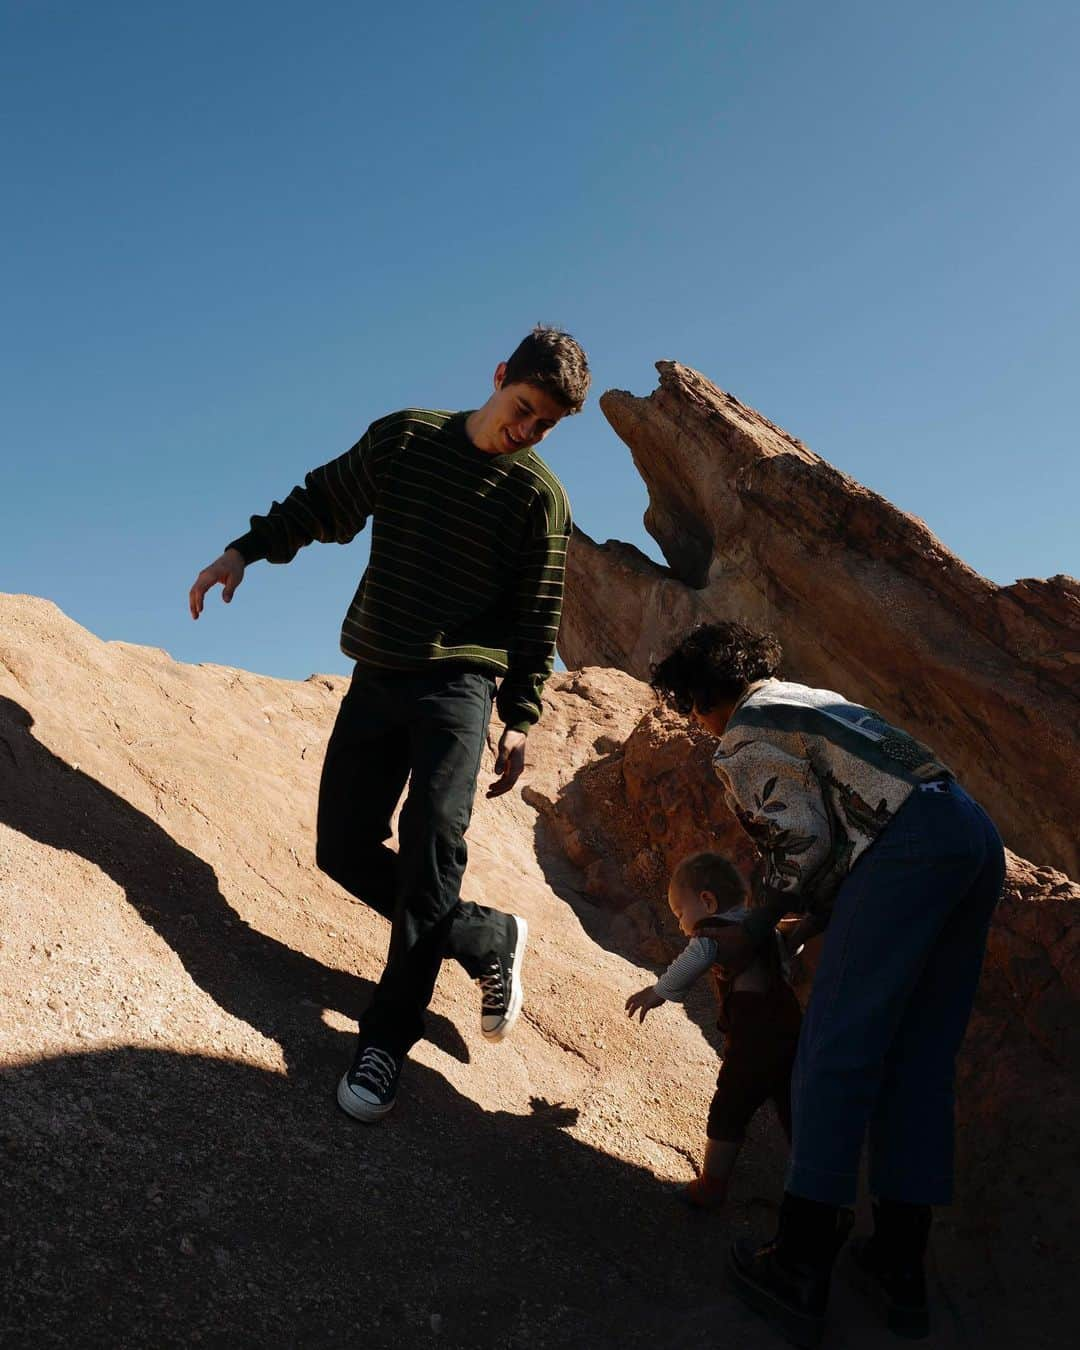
{"left": 728, "top": 1192, "right": 854, "bottom": 1348}
{"left": 851, "top": 1199, "right": 931, "bottom": 1339}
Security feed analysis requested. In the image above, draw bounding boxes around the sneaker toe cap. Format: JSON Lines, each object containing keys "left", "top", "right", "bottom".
{"left": 336, "top": 1073, "right": 394, "bottom": 1121}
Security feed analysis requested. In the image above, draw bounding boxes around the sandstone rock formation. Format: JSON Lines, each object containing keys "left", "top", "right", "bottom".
{"left": 1, "top": 593, "right": 1075, "bottom": 1347}
{"left": 528, "top": 697, "right": 1080, "bottom": 1345}
{"left": 0, "top": 595, "right": 776, "bottom": 1349}
{"left": 559, "top": 362, "right": 1080, "bottom": 879}
{"left": 534, "top": 700, "right": 1080, "bottom": 1073}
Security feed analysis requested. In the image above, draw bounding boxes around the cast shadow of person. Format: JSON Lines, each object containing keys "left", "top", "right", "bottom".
{"left": 0, "top": 695, "right": 468, "bottom": 1076}
{"left": 523, "top": 784, "right": 728, "bottom": 1058}
{"left": 2, "top": 1044, "right": 792, "bottom": 1350}
{"left": 522, "top": 770, "right": 795, "bottom": 1179}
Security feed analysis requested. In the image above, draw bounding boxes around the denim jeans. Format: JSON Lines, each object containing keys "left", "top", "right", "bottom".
{"left": 787, "top": 781, "right": 1005, "bottom": 1206}
{"left": 315, "top": 665, "right": 508, "bottom": 1057}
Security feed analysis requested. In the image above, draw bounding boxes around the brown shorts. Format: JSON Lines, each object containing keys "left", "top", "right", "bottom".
{"left": 707, "top": 986, "right": 802, "bottom": 1143}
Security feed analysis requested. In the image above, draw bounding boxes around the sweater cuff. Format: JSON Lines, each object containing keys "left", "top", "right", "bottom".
{"left": 495, "top": 679, "right": 542, "bottom": 732}
{"left": 225, "top": 531, "right": 266, "bottom": 566}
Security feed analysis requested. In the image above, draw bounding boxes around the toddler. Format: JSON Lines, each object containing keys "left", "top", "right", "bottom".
{"left": 626, "top": 852, "right": 816, "bottom": 1210}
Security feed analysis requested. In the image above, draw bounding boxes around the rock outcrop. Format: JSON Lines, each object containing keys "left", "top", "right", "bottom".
{"left": 559, "top": 362, "right": 1080, "bottom": 879}
{"left": 2, "top": 593, "right": 1077, "bottom": 1346}
{"left": 535, "top": 702, "right": 1080, "bottom": 1072}
{"left": 529, "top": 697, "right": 1080, "bottom": 1339}
{"left": 0, "top": 595, "right": 780, "bottom": 1349}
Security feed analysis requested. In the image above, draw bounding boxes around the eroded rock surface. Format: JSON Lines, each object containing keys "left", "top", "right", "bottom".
{"left": 559, "top": 361, "right": 1080, "bottom": 878}
{"left": 0, "top": 596, "right": 782, "bottom": 1349}
{"left": 531, "top": 693, "right": 1079, "bottom": 1342}
{"left": 1, "top": 594, "right": 1075, "bottom": 1346}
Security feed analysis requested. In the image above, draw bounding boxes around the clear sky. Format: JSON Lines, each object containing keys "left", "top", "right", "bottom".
{"left": 3, "top": 0, "right": 1077, "bottom": 680}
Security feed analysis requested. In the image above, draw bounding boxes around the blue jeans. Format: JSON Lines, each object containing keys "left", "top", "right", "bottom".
{"left": 787, "top": 781, "right": 1004, "bottom": 1206}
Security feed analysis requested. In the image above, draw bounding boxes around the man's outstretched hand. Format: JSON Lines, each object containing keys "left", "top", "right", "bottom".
{"left": 487, "top": 727, "right": 527, "bottom": 798}
{"left": 189, "top": 549, "right": 246, "bottom": 620}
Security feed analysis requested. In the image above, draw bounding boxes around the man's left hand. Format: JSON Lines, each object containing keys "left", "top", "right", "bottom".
{"left": 487, "top": 728, "right": 527, "bottom": 798}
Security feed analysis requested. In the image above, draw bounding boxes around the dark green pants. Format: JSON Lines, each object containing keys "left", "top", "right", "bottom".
{"left": 316, "top": 665, "right": 508, "bottom": 1056}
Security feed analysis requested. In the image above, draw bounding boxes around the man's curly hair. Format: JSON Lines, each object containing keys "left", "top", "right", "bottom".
{"left": 650, "top": 621, "right": 783, "bottom": 715}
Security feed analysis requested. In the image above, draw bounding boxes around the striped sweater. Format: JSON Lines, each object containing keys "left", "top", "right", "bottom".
{"left": 227, "top": 408, "right": 571, "bottom": 731}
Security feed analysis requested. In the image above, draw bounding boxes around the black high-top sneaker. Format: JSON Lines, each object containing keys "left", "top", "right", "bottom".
{"left": 851, "top": 1200, "right": 931, "bottom": 1339}
{"left": 336, "top": 1043, "right": 401, "bottom": 1122}
{"left": 476, "top": 914, "right": 528, "bottom": 1041}
{"left": 729, "top": 1192, "right": 854, "bottom": 1348}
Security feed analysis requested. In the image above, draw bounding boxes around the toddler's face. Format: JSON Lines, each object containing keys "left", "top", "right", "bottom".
{"left": 667, "top": 881, "right": 715, "bottom": 937}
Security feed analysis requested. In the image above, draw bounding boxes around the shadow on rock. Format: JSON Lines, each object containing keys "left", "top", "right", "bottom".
{"left": 525, "top": 775, "right": 736, "bottom": 1072}
{"left": 0, "top": 695, "right": 469, "bottom": 1073}
{"left": 0, "top": 1045, "right": 779, "bottom": 1350}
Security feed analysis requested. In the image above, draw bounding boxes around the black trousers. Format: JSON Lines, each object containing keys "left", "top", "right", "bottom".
{"left": 316, "top": 664, "right": 508, "bottom": 1056}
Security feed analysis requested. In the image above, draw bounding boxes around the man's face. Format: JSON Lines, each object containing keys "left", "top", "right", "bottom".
{"left": 478, "top": 363, "right": 569, "bottom": 454}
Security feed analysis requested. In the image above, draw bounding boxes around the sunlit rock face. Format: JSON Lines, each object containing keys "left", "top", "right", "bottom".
{"left": 2, "top": 591, "right": 1078, "bottom": 1337}
{"left": 560, "top": 360, "right": 1080, "bottom": 879}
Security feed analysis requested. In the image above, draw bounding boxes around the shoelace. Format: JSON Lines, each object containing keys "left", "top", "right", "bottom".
{"left": 477, "top": 960, "right": 505, "bottom": 1012}
{"left": 353, "top": 1047, "right": 397, "bottom": 1094}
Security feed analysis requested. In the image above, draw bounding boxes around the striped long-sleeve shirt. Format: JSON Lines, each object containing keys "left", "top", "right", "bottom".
{"left": 226, "top": 408, "right": 571, "bottom": 731}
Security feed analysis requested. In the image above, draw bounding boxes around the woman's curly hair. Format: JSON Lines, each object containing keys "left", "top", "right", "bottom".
{"left": 650, "top": 621, "right": 783, "bottom": 715}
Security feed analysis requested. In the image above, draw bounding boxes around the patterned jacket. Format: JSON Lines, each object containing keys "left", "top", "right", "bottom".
{"left": 713, "top": 680, "right": 952, "bottom": 942}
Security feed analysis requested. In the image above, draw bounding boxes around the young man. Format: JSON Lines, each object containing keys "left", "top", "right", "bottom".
{"left": 189, "top": 326, "right": 589, "bottom": 1122}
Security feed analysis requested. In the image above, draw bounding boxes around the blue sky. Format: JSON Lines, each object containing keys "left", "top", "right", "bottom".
{"left": 3, "top": 0, "right": 1077, "bottom": 680}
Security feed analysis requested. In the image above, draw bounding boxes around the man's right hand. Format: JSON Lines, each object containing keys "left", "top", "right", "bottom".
{"left": 189, "top": 549, "right": 246, "bottom": 620}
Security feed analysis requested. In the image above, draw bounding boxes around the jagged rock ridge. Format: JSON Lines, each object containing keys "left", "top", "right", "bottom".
{"left": 559, "top": 361, "right": 1080, "bottom": 879}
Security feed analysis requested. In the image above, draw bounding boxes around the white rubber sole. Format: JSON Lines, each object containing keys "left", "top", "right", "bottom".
{"left": 336, "top": 1072, "right": 396, "bottom": 1122}
{"left": 482, "top": 914, "right": 528, "bottom": 1041}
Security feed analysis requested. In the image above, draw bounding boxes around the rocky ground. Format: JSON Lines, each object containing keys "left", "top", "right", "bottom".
{"left": 0, "top": 594, "right": 1072, "bottom": 1348}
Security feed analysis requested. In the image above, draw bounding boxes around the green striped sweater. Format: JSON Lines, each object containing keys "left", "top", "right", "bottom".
{"left": 227, "top": 408, "right": 572, "bottom": 732}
